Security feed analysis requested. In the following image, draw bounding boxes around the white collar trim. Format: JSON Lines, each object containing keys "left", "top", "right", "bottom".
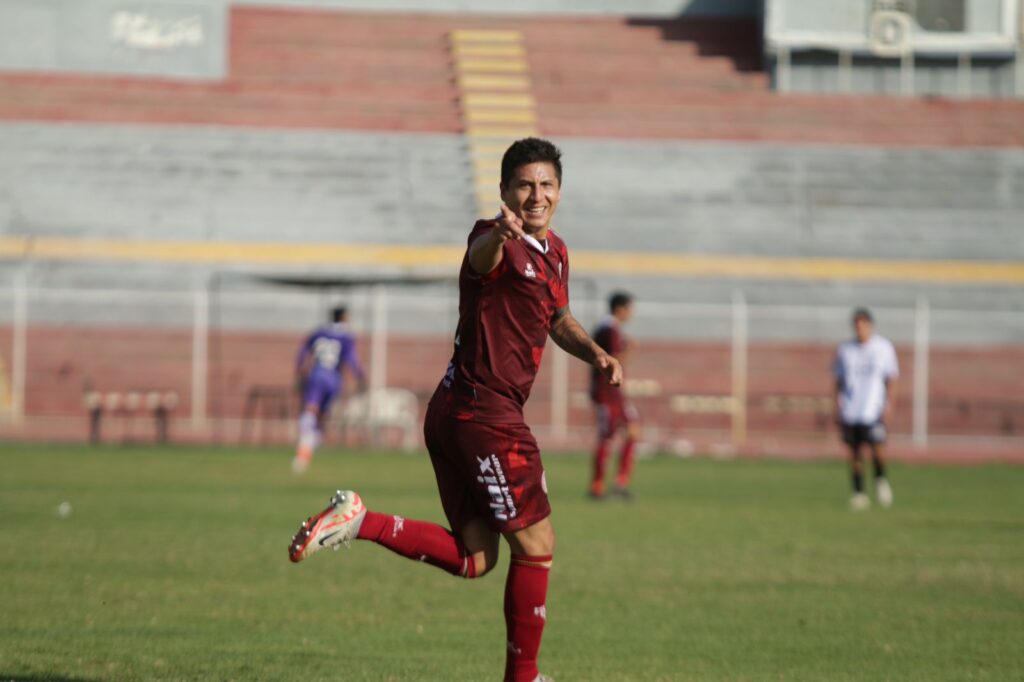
{"left": 491, "top": 213, "right": 549, "bottom": 254}
{"left": 523, "top": 233, "right": 548, "bottom": 254}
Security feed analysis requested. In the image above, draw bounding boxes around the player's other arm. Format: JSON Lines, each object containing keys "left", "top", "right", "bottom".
{"left": 342, "top": 340, "right": 368, "bottom": 393}
{"left": 884, "top": 376, "right": 898, "bottom": 424}
{"left": 831, "top": 351, "right": 844, "bottom": 426}
{"left": 468, "top": 204, "right": 525, "bottom": 274}
{"left": 295, "top": 334, "right": 316, "bottom": 386}
{"left": 883, "top": 343, "right": 900, "bottom": 424}
{"left": 611, "top": 327, "right": 631, "bottom": 363}
{"left": 549, "top": 307, "right": 622, "bottom": 386}
{"left": 832, "top": 379, "right": 844, "bottom": 426}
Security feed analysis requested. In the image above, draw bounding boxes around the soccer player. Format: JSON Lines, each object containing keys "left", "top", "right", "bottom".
{"left": 287, "top": 138, "right": 622, "bottom": 682}
{"left": 291, "top": 305, "right": 366, "bottom": 474}
{"left": 588, "top": 291, "right": 640, "bottom": 499}
{"left": 833, "top": 307, "right": 899, "bottom": 510}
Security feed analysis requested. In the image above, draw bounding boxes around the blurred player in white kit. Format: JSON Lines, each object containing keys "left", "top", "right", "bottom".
{"left": 833, "top": 307, "right": 899, "bottom": 510}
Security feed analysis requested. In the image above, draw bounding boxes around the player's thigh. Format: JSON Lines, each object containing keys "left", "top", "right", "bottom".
{"left": 459, "top": 517, "right": 500, "bottom": 575}
{"left": 504, "top": 515, "right": 555, "bottom": 557}
{"left": 841, "top": 423, "right": 860, "bottom": 447}
{"left": 423, "top": 400, "right": 479, "bottom": 535}
{"left": 472, "top": 422, "right": 551, "bottom": 534}
{"left": 303, "top": 373, "right": 333, "bottom": 412}
{"left": 318, "top": 388, "right": 338, "bottom": 418}
{"left": 867, "top": 421, "right": 888, "bottom": 445}
{"left": 442, "top": 418, "right": 552, "bottom": 536}
{"left": 623, "top": 399, "right": 640, "bottom": 439}
{"left": 594, "top": 401, "right": 621, "bottom": 440}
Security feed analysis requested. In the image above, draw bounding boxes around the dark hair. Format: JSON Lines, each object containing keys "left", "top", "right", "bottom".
{"left": 501, "top": 137, "right": 562, "bottom": 188}
{"left": 609, "top": 291, "right": 633, "bottom": 313}
{"left": 331, "top": 305, "right": 347, "bottom": 323}
{"left": 852, "top": 307, "right": 873, "bottom": 324}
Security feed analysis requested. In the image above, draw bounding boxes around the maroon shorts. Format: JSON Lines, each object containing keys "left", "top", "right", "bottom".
{"left": 423, "top": 394, "right": 551, "bottom": 535}
{"left": 594, "top": 395, "right": 638, "bottom": 440}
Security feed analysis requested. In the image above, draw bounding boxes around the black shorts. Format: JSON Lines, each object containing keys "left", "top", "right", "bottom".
{"left": 842, "top": 422, "right": 887, "bottom": 447}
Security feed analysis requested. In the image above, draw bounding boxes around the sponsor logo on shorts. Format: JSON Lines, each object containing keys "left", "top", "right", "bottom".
{"left": 534, "top": 605, "right": 547, "bottom": 621}
{"left": 392, "top": 515, "right": 405, "bottom": 537}
{"left": 477, "top": 454, "right": 518, "bottom": 522}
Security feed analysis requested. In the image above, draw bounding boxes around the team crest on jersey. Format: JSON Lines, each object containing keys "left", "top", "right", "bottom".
{"left": 524, "top": 262, "right": 537, "bottom": 278}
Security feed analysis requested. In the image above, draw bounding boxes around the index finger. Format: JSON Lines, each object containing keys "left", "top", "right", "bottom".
{"left": 499, "top": 204, "right": 525, "bottom": 238}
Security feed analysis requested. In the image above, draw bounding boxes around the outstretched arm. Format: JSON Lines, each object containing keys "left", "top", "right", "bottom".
{"left": 549, "top": 307, "right": 622, "bottom": 385}
{"left": 468, "top": 204, "right": 525, "bottom": 274}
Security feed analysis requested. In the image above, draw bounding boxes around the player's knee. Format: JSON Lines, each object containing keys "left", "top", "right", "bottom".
{"left": 507, "top": 519, "right": 555, "bottom": 557}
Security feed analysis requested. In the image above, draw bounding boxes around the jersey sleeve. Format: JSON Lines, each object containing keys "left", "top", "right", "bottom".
{"left": 831, "top": 347, "right": 845, "bottom": 380}
{"left": 555, "top": 248, "right": 569, "bottom": 310}
{"left": 467, "top": 220, "right": 497, "bottom": 247}
{"left": 608, "top": 326, "right": 624, "bottom": 356}
{"left": 296, "top": 331, "right": 317, "bottom": 369}
{"left": 464, "top": 220, "right": 506, "bottom": 283}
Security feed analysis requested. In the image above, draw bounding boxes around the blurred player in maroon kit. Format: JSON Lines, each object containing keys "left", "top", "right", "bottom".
{"left": 589, "top": 291, "right": 639, "bottom": 499}
{"left": 287, "top": 138, "right": 622, "bottom": 682}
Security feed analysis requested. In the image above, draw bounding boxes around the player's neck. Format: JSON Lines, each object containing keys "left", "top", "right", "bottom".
{"left": 525, "top": 225, "right": 549, "bottom": 241}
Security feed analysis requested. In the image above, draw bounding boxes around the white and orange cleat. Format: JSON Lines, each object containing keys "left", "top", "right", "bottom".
{"left": 288, "top": 490, "right": 367, "bottom": 563}
{"left": 291, "top": 447, "right": 313, "bottom": 474}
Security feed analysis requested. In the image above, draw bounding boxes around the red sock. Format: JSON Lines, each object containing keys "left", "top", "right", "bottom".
{"left": 356, "top": 511, "right": 476, "bottom": 578}
{"left": 592, "top": 440, "right": 610, "bottom": 493}
{"left": 616, "top": 438, "right": 636, "bottom": 488}
{"left": 504, "top": 554, "right": 552, "bottom": 682}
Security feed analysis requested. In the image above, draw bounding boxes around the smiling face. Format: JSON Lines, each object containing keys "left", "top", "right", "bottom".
{"left": 500, "top": 161, "right": 561, "bottom": 238}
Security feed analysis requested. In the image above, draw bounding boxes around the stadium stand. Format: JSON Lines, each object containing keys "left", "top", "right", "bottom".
{"left": 0, "top": 1, "right": 1022, "bottom": 458}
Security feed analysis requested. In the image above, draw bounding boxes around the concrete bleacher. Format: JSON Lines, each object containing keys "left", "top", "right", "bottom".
{"left": 2, "top": 7, "right": 1023, "bottom": 145}
{"left": 0, "top": 4, "right": 1022, "bottom": 454}
{"left": 2, "top": 121, "right": 1021, "bottom": 309}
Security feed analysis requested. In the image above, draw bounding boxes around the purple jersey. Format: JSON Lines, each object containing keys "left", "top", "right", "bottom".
{"left": 296, "top": 324, "right": 364, "bottom": 409}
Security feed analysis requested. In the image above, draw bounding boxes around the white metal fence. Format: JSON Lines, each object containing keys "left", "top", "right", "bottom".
{"left": 1, "top": 275, "right": 1022, "bottom": 451}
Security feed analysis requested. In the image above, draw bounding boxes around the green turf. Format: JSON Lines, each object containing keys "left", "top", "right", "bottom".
{"left": 1, "top": 443, "right": 1021, "bottom": 681}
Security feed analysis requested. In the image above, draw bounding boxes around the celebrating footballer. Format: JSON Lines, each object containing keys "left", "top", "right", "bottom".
{"left": 287, "top": 137, "right": 622, "bottom": 682}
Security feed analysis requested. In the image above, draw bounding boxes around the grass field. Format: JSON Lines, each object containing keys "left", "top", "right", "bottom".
{"left": 1, "top": 443, "right": 1022, "bottom": 682}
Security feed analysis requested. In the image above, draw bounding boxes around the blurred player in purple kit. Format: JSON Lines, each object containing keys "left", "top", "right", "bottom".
{"left": 292, "top": 305, "right": 366, "bottom": 474}
{"left": 286, "top": 138, "right": 622, "bottom": 682}
{"left": 589, "top": 291, "right": 640, "bottom": 499}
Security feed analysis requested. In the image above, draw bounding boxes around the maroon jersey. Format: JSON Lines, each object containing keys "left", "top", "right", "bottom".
{"left": 438, "top": 220, "right": 570, "bottom": 424}
{"left": 590, "top": 316, "right": 625, "bottom": 402}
